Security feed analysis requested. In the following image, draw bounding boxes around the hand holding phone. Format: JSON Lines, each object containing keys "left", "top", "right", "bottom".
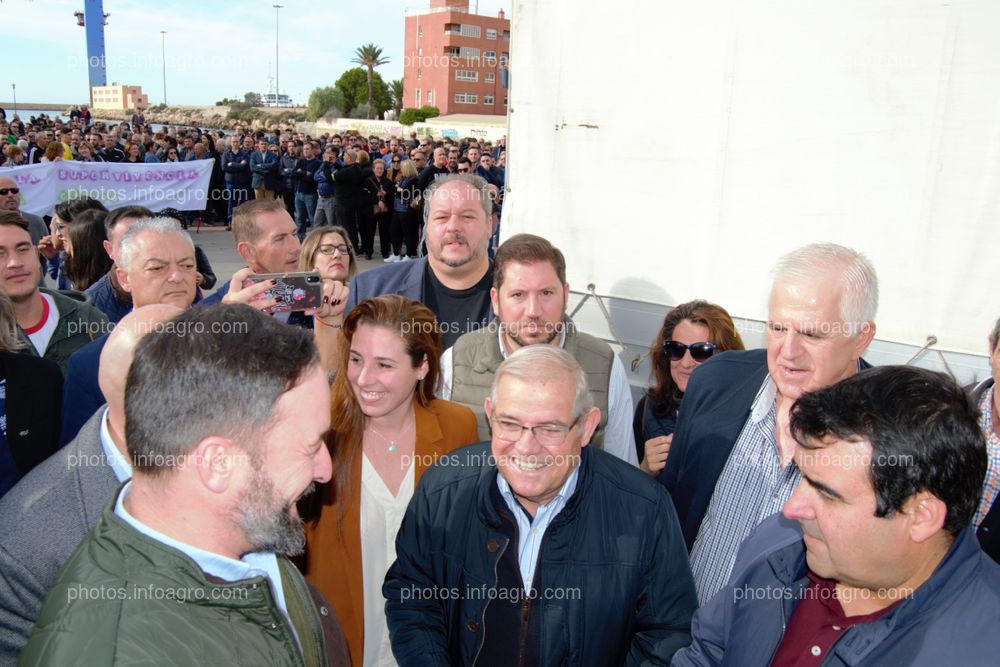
{"left": 242, "top": 271, "right": 323, "bottom": 313}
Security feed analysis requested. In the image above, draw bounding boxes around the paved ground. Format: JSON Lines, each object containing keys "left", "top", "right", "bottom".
{"left": 190, "top": 223, "right": 389, "bottom": 296}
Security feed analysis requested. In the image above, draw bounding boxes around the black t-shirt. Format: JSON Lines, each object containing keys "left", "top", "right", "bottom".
{"left": 422, "top": 262, "right": 493, "bottom": 349}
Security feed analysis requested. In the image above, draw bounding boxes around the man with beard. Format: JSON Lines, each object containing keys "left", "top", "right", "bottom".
{"left": 19, "top": 305, "right": 350, "bottom": 666}
{"left": 439, "top": 234, "right": 638, "bottom": 464}
{"left": 347, "top": 174, "right": 494, "bottom": 349}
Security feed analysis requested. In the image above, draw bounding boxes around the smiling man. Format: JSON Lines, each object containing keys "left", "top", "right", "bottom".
{"left": 672, "top": 366, "right": 1000, "bottom": 666}
{"left": 20, "top": 305, "right": 349, "bottom": 666}
{"left": 384, "top": 346, "right": 697, "bottom": 666}
{"left": 659, "top": 242, "right": 878, "bottom": 604}
{"left": 440, "top": 233, "right": 638, "bottom": 464}
{"left": 348, "top": 174, "right": 495, "bottom": 349}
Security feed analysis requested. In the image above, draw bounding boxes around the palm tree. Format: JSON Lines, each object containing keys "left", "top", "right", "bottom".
{"left": 390, "top": 79, "right": 404, "bottom": 119}
{"left": 352, "top": 43, "right": 390, "bottom": 119}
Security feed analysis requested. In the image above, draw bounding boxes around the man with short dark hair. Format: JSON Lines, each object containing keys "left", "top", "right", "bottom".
{"left": 222, "top": 136, "right": 252, "bottom": 229}
{"left": 0, "top": 175, "right": 47, "bottom": 284}
{"left": 0, "top": 212, "right": 107, "bottom": 375}
{"left": 348, "top": 174, "right": 495, "bottom": 349}
{"left": 440, "top": 233, "right": 638, "bottom": 464}
{"left": 20, "top": 305, "right": 350, "bottom": 666}
{"left": 98, "top": 133, "right": 125, "bottom": 163}
{"left": 385, "top": 346, "right": 697, "bottom": 665}
{"left": 672, "top": 366, "right": 1000, "bottom": 666}
{"left": 292, "top": 141, "right": 321, "bottom": 241}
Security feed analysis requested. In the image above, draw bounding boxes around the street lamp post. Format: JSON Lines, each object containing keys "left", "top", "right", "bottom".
{"left": 160, "top": 30, "right": 168, "bottom": 105}
{"left": 10, "top": 84, "right": 15, "bottom": 115}
{"left": 273, "top": 5, "right": 283, "bottom": 106}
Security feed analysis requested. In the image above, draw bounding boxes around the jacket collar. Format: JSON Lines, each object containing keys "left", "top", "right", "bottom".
{"left": 766, "top": 526, "right": 988, "bottom": 664}
{"left": 476, "top": 444, "right": 592, "bottom": 529}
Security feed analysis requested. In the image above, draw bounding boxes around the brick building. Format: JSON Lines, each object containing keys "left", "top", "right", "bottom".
{"left": 403, "top": 0, "right": 510, "bottom": 116}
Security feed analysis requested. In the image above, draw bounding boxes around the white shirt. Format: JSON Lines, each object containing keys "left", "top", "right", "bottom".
{"left": 439, "top": 329, "right": 639, "bottom": 466}
{"left": 360, "top": 453, "right": 415, "bottom": 667}
{"left": 99, "top": 407, "right": 132, "bottom": 483}
{"left": 26, "top": 292, "right": 58, "bottom": 356}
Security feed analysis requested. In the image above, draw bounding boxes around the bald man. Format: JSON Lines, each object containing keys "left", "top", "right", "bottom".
{"left": 0, "top": 305, "right": 181, "bottom": 663}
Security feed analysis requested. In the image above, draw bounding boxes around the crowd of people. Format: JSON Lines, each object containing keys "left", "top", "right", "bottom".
{"left": 1, "top": 106, "right": 506, "bottom": 259}
{"left": 1, "top": 105, "right": 1000, "bottom": 666}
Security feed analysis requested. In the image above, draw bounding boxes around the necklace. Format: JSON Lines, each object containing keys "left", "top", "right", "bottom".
{"left": 366, "top": 411, "right": 414, "bottom": 453}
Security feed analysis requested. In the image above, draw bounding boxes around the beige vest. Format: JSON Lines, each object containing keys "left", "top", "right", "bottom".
{"left": 450, "top": 319, "right": 613, "bottom": 447}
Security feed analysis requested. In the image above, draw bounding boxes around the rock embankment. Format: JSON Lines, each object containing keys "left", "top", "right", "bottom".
{"left": 78, "top": 105, "right": 307, "bottom": 131}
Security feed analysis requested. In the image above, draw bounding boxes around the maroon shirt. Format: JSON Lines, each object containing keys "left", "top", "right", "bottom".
{"left": 770, "top": 572, "right": 903, "bottom": 666}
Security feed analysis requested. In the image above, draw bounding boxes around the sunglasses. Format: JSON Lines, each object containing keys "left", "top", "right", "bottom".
{"left": 391, "top": 159, "right": 400, "bottom": 163}
{"left": 663, "top": 340, "right": 717, "bottom": 362}
{"left": 0, "top": 188, "right": 19, "bottom": 195}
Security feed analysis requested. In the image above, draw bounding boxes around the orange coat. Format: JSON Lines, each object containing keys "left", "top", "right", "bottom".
{"left": 303, "top": 398, "right": 479, "bottom": 667}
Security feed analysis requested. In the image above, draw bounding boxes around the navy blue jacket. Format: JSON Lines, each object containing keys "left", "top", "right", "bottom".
{"left": 221, "top": 149, "right": 252, "bottom": 186}
{"left": 384, "top": 443, "right": 698, "bottom": 666}
{"left": 672, "top": 515, "right": 1000, "bottom": 666}
{"left": 59, "top": 333, "right": 108, "bottom": 447}
{"left": 83, "top": 273, "right": 131, "bottom": 324}
{"left": 658, "top": 349, "right": 871, "bottom": 550}
{"left": 249, "top": 150, "right": 280, "bottom": 189}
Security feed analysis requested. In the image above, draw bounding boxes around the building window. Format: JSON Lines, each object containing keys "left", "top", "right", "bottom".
{"left": 485, "top": 72, "right": 495, "bottom": 83}
{"left": 484, "top": 95, "right": 494, "bottom": 105}
{"left": 416, "top": 89, "right": 422, "bottom": 106}
{"left": 417, "top": 69, "right": 422, "bottom": 80}
{"left": 484, "top": 50, "right": 497, "bottom": 60}
{"left": 461, "top": 24, "right": 481, "bottom": 38}
{"left": 428, "top": 90, "right": 434, "bottom": 104}
{"left": 502, "top": 30, "right": 511, "bottom": 40}
{"left": 454, "top": 93, "right": 478, "bottom": 104}
{"left": 486, "top": 28, "right": 497, "bottom": 40}
{"left": 455, "top": 70, "right": 479, "bottom": 82}
{"left": 418, "top": 26, "right": 423, "bottom": 37}
{"left": 504, "top": 96, "right": 508, "bottom": 106}
{"left": 501, "top": 52, "right": 510, "bottom": 67}
{"left": 446, "top": 46, "right": 460, "bottom": 57}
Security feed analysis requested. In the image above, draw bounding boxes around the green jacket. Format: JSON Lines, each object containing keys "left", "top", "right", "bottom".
{"left": 16, "top": 288, "right": 108, "bottom": 376}
{"left": 19, "top": 490, "right": 330, "bottom": 667}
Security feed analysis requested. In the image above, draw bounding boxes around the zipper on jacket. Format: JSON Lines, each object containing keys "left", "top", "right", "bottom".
{"left": 472, "top": 527, "right": 509, "bottom": 667}
{"left": 765, "top": 583, "right": 789, "bottom": 666}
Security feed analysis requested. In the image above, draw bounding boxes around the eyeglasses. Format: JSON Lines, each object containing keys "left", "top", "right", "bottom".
{"left": 458, "top": 167, "right": 470, "bottom": 173}
{"left": 491, "top": 414, "right": 580, "bottom": 447}
{"left": 318, "top": 243, "right": 351, "bottom": 256}
{"left": 0, "top": 188, "right": 19, "bottom": 195}
{"left": 391, "top": 159, "right": 400, "bottom": 164}
{"left": 663, "top": 340, "right": 718, "bottom": 362}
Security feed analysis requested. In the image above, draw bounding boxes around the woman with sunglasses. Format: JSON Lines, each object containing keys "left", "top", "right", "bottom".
{"left": 636, "top": 300, "right": 744, "bottom": 474}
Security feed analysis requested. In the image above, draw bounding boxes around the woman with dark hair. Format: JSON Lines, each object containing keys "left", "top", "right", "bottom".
{"left": 635, "top": 299, "right": 745, "bottom": 474}
{"left": 63, "top": 209, "right": 113, "bottom": 291}
{"left": 303, "top": 295, "right": 478, "bottom": 667}
{"left": 38, "top": 197, "right": 108, "bottom": 290}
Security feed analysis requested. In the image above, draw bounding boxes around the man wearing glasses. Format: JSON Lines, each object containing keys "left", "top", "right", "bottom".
{"left": 439, "top": 233, "right": 639, "bottom": 466}
{"left": 659, "top": 242, "right": 878, "bottom": 605}
{"left": 385, "top": 345, "right": 697, "bottom": 666}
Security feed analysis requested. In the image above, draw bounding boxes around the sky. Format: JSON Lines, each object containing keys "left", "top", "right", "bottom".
{"left": 0, "top": 0, "right": 511, "bottom": 107}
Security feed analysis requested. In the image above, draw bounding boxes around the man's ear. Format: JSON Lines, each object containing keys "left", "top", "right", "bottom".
{"left": 904, "top": 490, "right": 947, "bottom": 544}
{"left": 578, "top": 407, "right": 601, "bottom": 448}
{"left": 192, "top": 436, "right": 244, "bottom": 495}
{"left": 102, "top": 239, "right": 114, "bottom": 262}
{"left": 236, "top": 241, "right": 255, "bottom": 266}
{"left": 116, "top": 266, "right": 132, "bottom": 294}
{"left": 852, "top": 321, "right": 877, "bottom": 359}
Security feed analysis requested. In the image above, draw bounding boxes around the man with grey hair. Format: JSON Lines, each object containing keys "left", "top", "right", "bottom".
{"left": 0, "top": 305, "right": 181, "bottom": 662}
{"left": 348, "top": 174, "right": 495, "bottom": 349}
{"left": 659, "top": 241, "right": 878, "bottom": 604}
{"left": 60, "top": 217, "right": 199, "bottom": 445}
{"left": 20, "top": 305, "right": 349, "bottom": 665}
{"left": 385, "top": 345, "right": 697, "bottom": 665}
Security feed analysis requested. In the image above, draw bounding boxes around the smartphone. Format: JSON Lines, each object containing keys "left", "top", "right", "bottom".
{"left": 243, "top": 271, "right": 323, "bottom": 313}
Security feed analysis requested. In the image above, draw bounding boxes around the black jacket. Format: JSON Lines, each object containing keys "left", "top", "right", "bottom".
{"left": 0, "top": 351, "right": 63, "bottom": 480}
{"left": 384, "top": 443, "right": 697, "bottom": 666}
{"left": 972, "top": 378, "right": 1000, "bottom": 563}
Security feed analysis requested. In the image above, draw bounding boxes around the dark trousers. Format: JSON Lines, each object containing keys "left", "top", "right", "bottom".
{"left": 335, "top": 203, "right": 360, "bottom": 252}
{"left": 294, "top": 192, "right": 318, "bottom": 241}
{"left": 358, "top": 207, "right": 376, "bottom": 257}
{"left": 226, "top": 184, "right": 251, "bottom": 224}
{"left": 375, "top": 211, "right": 392, "bottom": 258}
{"left": 282, "top": 188, "right": 296, "bottom": 218}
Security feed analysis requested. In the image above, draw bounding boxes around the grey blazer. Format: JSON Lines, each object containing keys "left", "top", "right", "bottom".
{"left": 346, "top": 255, "right": 429, "bottom": 310}
{"left": 0, "top": 409, "right": 119, "bottom": 665}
